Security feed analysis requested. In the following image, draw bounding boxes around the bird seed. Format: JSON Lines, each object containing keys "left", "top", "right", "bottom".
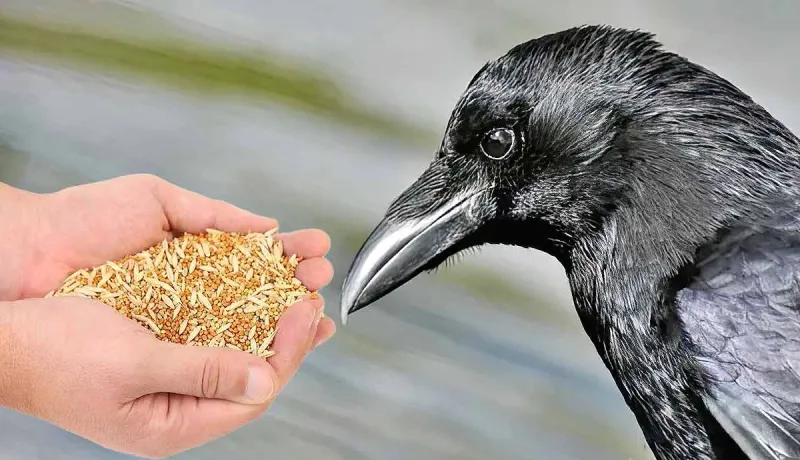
{"left": 47, "top": 228, "right": 318, "bottom": 358}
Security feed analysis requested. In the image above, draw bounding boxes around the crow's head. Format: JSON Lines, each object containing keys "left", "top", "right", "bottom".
{"left": 340, "top": 25, "right": 798, "bottom": 323}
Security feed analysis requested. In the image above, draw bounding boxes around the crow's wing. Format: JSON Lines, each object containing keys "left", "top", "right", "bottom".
{"left": 678, "top": 217, "right": 800, "bottom": 460}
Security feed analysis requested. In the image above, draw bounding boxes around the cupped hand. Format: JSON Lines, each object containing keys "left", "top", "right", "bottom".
{"left": 0, "top": 174, "right": 337, "bottom": 458}
{"left": 5, "top": 174, "right": 333, "bottom": 302}
{"left": 0, "top": 294, "right": 325, "bottom": 458}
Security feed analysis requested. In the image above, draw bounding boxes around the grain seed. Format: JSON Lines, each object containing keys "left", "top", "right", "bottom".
{"left": 51, "top": 230, "right": 317, "bottom": 359}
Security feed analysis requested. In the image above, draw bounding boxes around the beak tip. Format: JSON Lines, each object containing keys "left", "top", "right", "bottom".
{"left": 339, "top": 302, "right": 364, "bottom": 326}
{"left": 339, "top": 280, "right": 364, "bottom": 326}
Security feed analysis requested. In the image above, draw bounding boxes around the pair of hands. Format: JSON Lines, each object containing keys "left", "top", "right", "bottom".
{"left": 0, "top": 174, "right": 336, "bottom": 458}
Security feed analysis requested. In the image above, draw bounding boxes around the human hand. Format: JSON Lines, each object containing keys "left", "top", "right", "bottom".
{"left": 0, "top": 293, "right": 325, "bottom": 458}
{"left": 0, "top": 174, "right": 336, "bottom": 457}
{"left": 2, "top": 174, "right": 333, "bottom": 302}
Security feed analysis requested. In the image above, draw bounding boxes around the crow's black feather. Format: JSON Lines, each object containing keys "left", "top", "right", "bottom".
{"left": 680, "top": 211, "right": 800, "bottom": 459}
{"left": 343, "top": 25, "right": 800, "bottom": 460}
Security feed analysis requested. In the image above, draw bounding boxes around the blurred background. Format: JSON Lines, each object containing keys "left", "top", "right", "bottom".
{"left": 0, "top": 2, "right": 798, "bottom": 459}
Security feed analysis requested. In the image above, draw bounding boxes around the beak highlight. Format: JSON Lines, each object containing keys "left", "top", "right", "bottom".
{"left": 340, "top": 187, "right": 491, "bottom": 324}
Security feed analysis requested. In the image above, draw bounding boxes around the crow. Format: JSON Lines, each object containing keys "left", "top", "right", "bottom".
{"left": 339, "top": 26, "right": 800, "bottom": 460}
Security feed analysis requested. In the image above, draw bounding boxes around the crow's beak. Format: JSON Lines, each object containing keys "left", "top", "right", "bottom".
{"left": 339, "top": 161, "right": 493, "bottom": 324}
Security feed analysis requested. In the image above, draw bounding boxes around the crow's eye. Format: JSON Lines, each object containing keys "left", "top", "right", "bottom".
{"left": 480, "top": 128, "right": 515, "bottom": 160}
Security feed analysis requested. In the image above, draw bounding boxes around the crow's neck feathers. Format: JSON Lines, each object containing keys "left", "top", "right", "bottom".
{"left": 563, "top": 102, "right": 800, "bottom": 459}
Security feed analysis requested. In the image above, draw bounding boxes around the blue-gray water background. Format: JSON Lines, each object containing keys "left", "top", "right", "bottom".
{"left": 1, "top": 2, "right": 798, "bottom": 459}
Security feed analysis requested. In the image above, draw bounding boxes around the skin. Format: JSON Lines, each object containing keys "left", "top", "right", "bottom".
{"left": 0, "top": 174, "right": 336, "bottom": 459}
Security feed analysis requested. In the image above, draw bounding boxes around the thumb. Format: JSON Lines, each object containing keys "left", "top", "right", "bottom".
{"left": 139, "top": 341, "right": 278, "bottom": 405}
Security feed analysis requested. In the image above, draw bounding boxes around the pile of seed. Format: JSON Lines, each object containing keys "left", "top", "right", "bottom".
{"left": 47, "top": 228, "right": 316, "bottom": 358}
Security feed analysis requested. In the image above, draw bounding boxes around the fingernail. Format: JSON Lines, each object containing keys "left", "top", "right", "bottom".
{"left": 303, "top": 300, "right": 320, "bottom": 329}
{"left": 301, "top": 303, "right": 314, "bottom": 330}
{"left": 312, "top": 304, "right": 323, "bottom": 330}
{"left": 245, "top": 365, "right": 275, "bottom": 404}
{"left": 314, "top": 335, "right": 332, "bottom": 349}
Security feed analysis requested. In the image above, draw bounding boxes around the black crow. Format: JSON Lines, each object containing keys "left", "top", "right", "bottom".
{"left": 339, "top": 25, "right": 800, "bottom": 460}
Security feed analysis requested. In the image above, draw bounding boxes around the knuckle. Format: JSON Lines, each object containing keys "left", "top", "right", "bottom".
{"left": 132, "top": 173, "right": 161, "bottom": 184}
{"left": 130, "top": 173, "right": 167, "bottom": 191}
{"left": 199, "top": 355, "right": 223, "bottom": 398}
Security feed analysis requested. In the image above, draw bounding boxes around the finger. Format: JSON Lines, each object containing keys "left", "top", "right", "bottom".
{"left": 266, "top": 297, "right": 323, "bottom": 389}
{"left": 147, "top": 176, "right": 278, "bottom": 235}
{"left": 295, "top": 257, "right": 334, "bottom": 291}
{"left": 312, "top": 317, "right": 336, "bottom": 349}
{"left": 276, "top": 229, "right": 331, "bottom": 258}
{"left": 138, "top": 341, "right": 279, "bottom": 405}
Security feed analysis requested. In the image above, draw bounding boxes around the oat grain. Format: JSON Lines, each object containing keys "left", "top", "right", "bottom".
{"left": 49, "top": 229, "right": 318, "bottom": 358}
